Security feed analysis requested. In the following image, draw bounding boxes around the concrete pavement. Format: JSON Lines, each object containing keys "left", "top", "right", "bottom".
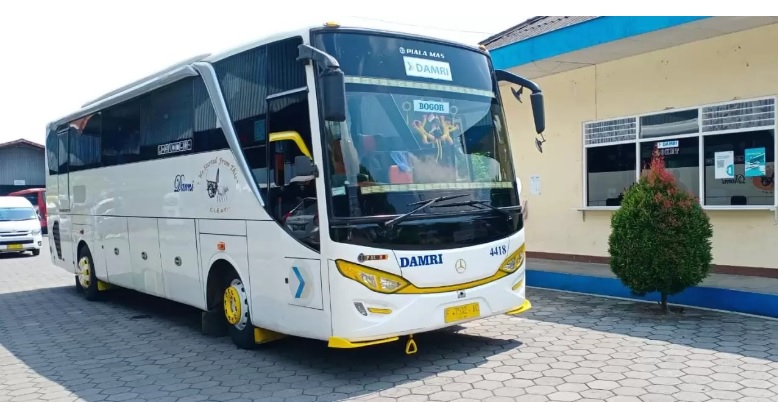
{"left": 0, "top": 244, "right": 776, "bottom": 401}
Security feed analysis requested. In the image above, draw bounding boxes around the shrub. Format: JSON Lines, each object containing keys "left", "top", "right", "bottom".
{"left": 608, "top": 147, "right": 714, "bottom": 313}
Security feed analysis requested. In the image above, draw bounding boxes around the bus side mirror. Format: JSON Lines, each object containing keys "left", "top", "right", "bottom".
{"left": 494, "top": 69, "right": 547, "bottom": 153}
{"left": 320, "top": 69, "right": 347, "bottom": 122}
{"left": 297, "top": 44, "right": 347, "bottom": 123}
{"left": 529, "top": 92, "right": 545, "bottom": 135}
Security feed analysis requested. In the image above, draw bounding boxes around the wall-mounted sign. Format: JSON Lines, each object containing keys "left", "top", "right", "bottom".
{"left": 714, "top": 151, "right": 735, "bottom": 179}
{"left": 744, "top": 147, "right": 766, "bottom": 177}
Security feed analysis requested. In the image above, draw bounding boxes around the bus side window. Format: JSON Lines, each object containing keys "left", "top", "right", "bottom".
{"left": 267, "top": 94, "right": 315, "bottom": 238}
{"left": 212, "top": 45, "right": 269, "bottom": 196}
{"left": 265, "top": 37, "right": 316, "bottom": 248}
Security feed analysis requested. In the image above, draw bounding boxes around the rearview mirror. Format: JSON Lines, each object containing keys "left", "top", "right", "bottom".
{"left": 320, "top": 69, "right": 346, "bottom": 122}
{"left": 530, "top": 93, "right": 545, "bottom": 135}
{"left": 494, "top": 69, "right": 548, "bottom": 154}
{"left": 297, "top": 44, "right": 347, "bottom": 123}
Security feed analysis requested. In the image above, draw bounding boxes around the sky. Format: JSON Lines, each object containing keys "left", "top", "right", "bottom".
{"left": 0, "top": 0, "right": 527, "bottom": 145}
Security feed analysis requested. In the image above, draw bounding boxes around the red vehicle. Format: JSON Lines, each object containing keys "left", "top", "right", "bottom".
{"left": 7, "top": 188, "right": 47, "bottom": 234}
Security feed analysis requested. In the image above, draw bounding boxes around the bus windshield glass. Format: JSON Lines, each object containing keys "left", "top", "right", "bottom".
{"left": 314, "top": 31, "right": 519, "bottom": 230}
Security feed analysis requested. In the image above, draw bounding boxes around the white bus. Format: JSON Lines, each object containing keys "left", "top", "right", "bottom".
{"left": 45, "top": 22, "right": 547, "bottom": 353}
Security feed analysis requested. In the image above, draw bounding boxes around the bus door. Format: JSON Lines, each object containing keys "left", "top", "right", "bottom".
{"left": 56, "top": 128, "right": 71, "bottom": 211}
{"left": 247, "top": 91, "right": 328, "bottom": 338}
{"left": 51, "top": 127, "right": 75, "bottom": 267}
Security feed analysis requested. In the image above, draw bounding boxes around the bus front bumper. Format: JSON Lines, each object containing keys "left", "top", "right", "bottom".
{"left": 329, "top": 266, "right": 529, "bottom": 347}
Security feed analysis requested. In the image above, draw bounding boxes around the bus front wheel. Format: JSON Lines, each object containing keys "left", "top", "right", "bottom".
{"left": 76, "top": 247, "right": 101, "bottom": 301}
{"left": 222, "top": 272, "right": 257, "bottom": 349}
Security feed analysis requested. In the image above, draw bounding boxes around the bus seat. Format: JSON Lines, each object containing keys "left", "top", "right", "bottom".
{"left": 357, "top": 134, "right": 377, "bottom": 153}
{"left": 389, "top": 165, "right": 413, "bottom": 184}
{"left": 357, "top": 134, "right": 390, "bottom": 183}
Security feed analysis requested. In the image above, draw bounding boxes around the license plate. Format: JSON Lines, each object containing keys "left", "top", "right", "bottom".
{"left": 444, "top": 302, "right": 480, "bottom": 323}
{"left": 7, "top": 244, "right": 23, "bottom": 250}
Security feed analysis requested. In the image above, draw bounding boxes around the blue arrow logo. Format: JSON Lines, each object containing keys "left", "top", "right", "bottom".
{"left": 292, "top": 266, "right": 305, "bottom": 299}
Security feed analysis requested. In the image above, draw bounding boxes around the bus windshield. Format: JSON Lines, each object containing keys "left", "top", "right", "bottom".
{"left": 314, "top": 32, "right": 519, "bottom": 229}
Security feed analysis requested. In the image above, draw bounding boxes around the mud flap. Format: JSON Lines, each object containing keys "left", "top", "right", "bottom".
{"left": 201, "top": 307, "right": 228, "bottom": 337}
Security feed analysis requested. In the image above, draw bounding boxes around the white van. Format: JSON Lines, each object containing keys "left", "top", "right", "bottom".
{"left": 0, "top": 196, "right": 43, "bottom": 256}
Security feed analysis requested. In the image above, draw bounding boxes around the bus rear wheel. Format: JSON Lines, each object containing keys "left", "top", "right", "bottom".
{"left": 76, "top": 247, "right": 101, "bottom": 301}
{"left": 223, "top": 273, "right": 257, "bottom": 349}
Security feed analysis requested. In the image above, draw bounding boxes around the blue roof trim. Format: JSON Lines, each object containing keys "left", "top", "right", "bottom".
{"left": 491, "top": 16, "right": 711, "bottom": 70}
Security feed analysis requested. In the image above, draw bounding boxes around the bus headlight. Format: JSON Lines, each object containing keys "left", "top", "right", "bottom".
{"left": 31, "top": 229, "right": 41, "bottom": 236}
{"left": 499, "top": 243, "right": 526, "bottom": 273}
{"left": 336, "top": 260, "right": 410, "bottom": 294}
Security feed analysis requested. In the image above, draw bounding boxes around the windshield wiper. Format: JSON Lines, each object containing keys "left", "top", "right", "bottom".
{"left": 384, "top": 193, "right": 468, "bottom": 229}
{"left": 431, "top": 200, "right": 517, "bottom": 220}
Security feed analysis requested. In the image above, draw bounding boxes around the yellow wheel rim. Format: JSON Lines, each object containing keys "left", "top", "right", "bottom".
{"left": 78, "top": 257, "right": 91, "bottom": 288}
{"left": 224, "top": 286, "right": 241, "bottom": 325}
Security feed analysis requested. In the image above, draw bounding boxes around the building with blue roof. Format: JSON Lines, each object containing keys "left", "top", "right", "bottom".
{"left": 481, "top": 16, "right": 778, "bottom": 278}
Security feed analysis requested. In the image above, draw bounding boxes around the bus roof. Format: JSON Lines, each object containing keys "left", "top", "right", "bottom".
{"left": 48, "top": 21, "right": 484, "bottom": 130}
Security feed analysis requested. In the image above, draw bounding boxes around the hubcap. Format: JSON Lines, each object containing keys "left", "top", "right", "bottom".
{"left": 223, "top": 279, "right": 249, "bottom": 330}
{"left": 78, "top": 256, "right": 91, "bottom": 288}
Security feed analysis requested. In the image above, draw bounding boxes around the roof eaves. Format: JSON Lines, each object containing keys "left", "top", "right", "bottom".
{"left": 481, "top": 16, "right": 599, "bottom": 50}
{"left": 0, "top": 138, "right": 45, "bottom": 150}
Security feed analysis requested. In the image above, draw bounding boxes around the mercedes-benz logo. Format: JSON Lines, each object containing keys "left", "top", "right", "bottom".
{"left": 455, "top": 259, "right": 467, "bottom": 274}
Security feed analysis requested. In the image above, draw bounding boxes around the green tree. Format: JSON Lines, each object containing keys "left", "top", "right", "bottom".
{"left": 608, "top": 147, "right": 714, "bottom": 313}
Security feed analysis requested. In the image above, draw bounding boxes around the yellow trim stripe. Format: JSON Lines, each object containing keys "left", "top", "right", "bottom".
{"left": 344, "top": 76, "right": 495, "bottom": 98}
{"left": 360, "top": 181, "right": 514, "bottom": 195}
{"left": 397, "top": 270, "right": 511, "bottom": 294}
{"left": 505, "top": 299, "right": 532, "bottom": 315}
{"left": 328, "top": 336, "right": 399, "bottom": 348}
{"left": 335, "top": 243, "right": 525, "bottom": 295}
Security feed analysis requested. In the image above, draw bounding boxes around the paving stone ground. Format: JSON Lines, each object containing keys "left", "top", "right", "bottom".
{"left": 1, "top": 241, "right": 777, "bottom": 402}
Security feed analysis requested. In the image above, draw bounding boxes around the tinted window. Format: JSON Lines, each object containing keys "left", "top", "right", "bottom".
{"left": 267, "top": 37, "right": 306, "bottom": 94}
{"left": 139, "top": 78, "right": 194, "bottom": 160}
{"left": 46, "top": 130, "right": 58, "bottom": 175}
{"left": 586, "top": 144, "right": 636, "bottom": 206}
{"left": 213, "top": 36, "right": 308, "bottom": 192}
{"left": 192, "top": 78, "right": 229, "bottom": 153}
{"left": 639, "top": 137, "right": 700, "bottom": 198}
{"left": 57, "top": 129, "right": 69, "bottom": 173}
{"left": 214, "top": 45, "right": 268, "bottom": 126}
{"left": 314, "top": 32, "right": 492, "bottom": 90}
{"left": 102, "top": 99, "right": 142, "bottom": 166}
{"left": 68, "top": 113, "right": 102, "bottom": 171}
{"left": 703, "top": 130, "right": 775, "bottom": 206}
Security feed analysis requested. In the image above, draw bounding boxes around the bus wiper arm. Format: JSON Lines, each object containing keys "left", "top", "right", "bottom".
{"left": 431, "top": 200, "right": 515, "bottom": 220}
{"left": 384, "top": 193, "right": 468, "bottom": 229}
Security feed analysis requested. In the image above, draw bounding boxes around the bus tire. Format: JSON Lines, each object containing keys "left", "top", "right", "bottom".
{"left": 76, "top": 246, "right": 101, "bottom": 301}
{"left": 223, "top": 271, "right": 257, "bottom": 349}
